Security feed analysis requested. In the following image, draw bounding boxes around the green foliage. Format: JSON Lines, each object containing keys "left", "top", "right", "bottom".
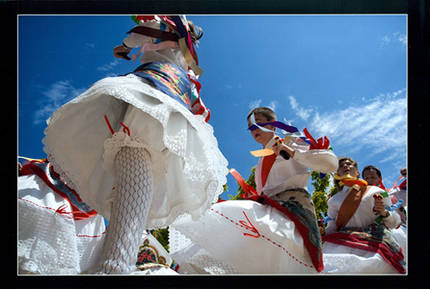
{"left": 150, "top": 228, "right": 170, "bottom": 252}
{"left": 311, "top": 171, "right": 331, "bottom": 192}
{"left": 310, "top": 171, "right": 332, "bottom": 226}
{"left": 222, "top": 184, "right": 228, "bottom": 193}
{"left": 312, "top": 190, "right": 328, "bottom": 218}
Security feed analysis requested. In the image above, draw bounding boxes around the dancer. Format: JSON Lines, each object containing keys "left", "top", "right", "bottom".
{"left": 361, "top": 165, "right": 407, "bottom": 252}
{"left": 322, "top": 157, "right": 406, "bottom": 274}
{"left": 386, "top": 168, "right": 407, "bottom": 226}
{"left": 170, "top": 106, "right": 338, "bottom": 274}
{"left": 362, "top": 165, "right": 407, "bottom": 222}
{"left": 19, "top": 15, "right": 228, "bottom": 274}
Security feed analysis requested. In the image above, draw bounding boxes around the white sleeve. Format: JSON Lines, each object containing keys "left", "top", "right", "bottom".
{"left": 382, "top": 195, "right": 401, "bottom": 229}
{"left": 291, "top": 141, "right": 338, "bottom": 174}
{"left": 325, "top": 198, "right": 338, "bottom": 234}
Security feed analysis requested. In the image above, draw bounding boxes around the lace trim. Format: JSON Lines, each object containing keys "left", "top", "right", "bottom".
{"left": 103, "top": 132, "right": 163, "bottom": 182}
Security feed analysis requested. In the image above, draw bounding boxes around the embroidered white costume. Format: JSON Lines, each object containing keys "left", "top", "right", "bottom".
{"left": 18, "top": 169, "right": 107, "bottom": 274}
{"left": 170, "top": 135, "right": 338, "bottom": 274}
{"left": 18, "top": 15, "right": 228, "bottom": 274}
{"left": 322, "top": 185, "right": 406, "bottom": 274}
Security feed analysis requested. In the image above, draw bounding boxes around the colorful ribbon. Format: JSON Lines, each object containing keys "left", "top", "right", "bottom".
{"left": 302, "top": 128, "right": 330, "bottom": 150}
{"left": 248, "top": 121, "right": 299, "bottom": 134}
{"left": 229, "top": 168, "right": 258, "bottom": 199}
{"left": 248, "top": 114, "right": 330, "bottom": 159}
{"left": 320, "top": 211, "right": 333, "bottom": 225}
{"left": 130, "top": 15, "right": 203, "bottom": 75}
{"left": 131, "top": 15, "right": 157, "bottom": 24}
{"left": 333, "top": 173, "right": 368, "bottom": 188}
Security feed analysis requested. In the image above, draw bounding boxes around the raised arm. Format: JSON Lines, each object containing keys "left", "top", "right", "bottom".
{"left": 289, "top": 141, "right": 338, "bottom": 174}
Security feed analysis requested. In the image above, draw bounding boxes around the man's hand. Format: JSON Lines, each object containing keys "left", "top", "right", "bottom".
{"left": 272, "top": 142, "right": 295, "bottom": 159}
{"left": 373, "top": 194, "right": 388, "bottom": 216}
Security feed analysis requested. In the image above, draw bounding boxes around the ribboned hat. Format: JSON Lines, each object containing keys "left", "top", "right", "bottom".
{"left": 129, "top": 15, "right": 203, "bottom": 75}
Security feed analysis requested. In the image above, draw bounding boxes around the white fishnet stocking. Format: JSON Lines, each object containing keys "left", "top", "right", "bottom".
{"left": 98, "top": 147, "right": 153, "bottom": 274}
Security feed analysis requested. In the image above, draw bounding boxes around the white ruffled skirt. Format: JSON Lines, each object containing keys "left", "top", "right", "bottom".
{"left": 42, "top": 74, "right": 228, "bottom": 229}
{"left": 170, "top": 200, "right": 317, "bottom": 274}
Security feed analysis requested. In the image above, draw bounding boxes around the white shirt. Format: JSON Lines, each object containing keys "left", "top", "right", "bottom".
{"left": 325, "top": 185, "right": 401, "bottom": 234}
{"left": 255, "top": 137, "right": 338, "bottom": 197}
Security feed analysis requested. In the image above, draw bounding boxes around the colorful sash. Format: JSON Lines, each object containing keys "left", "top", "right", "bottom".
{"left": 20, "top": 159, "right": 98, "bottom": 220}
{"left": 268, "top": 189, "right": 324, "bottom": 272}
{"left": 131, "top": 62, "right": 210, "bottom": 122}
{"left": 323, "top": 223, "right": 406, "bottom": 274}
{"left": 336, "top": 186, "right": 370, "bottom": 231}
{"left": 132, "top": 62, "right": 195, "bottom": 108}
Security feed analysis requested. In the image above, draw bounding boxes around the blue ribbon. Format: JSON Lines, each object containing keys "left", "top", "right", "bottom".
{"left": 386, "top": 199, "right": 403, "bottom": 211}
{"left": 320, "top": 212, "right": 333, "bottom": 225}
{"left": 248, "top": 121, "right": 299, "bottom": 133}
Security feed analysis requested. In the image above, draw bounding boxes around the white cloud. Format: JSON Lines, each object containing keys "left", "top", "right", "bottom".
{"left": 97, "top": 59, "right": 120, "bottom": 71}
{"left": 380, "top": 32, "right": 407, "bottom": 47}
{"left": 282, "top": 89, "right": 406, "bottom": 174}
{"left": 248, "top": 99, "right": 262, "bottom": 109}
{"left": 85, "top": 42, "right": 95, "bottom": 49}
{"left": 308, "top": 89, "right": 406, "bottom": 159}
{"left": 34, "top": 80, "right": 86, "bottom": 124}
{"left": 103, "top": 72, "right": 118, "bottom": 78}
{"left": 268, "top": 100, "right": 277, "bottom": 112}
{"left": 398, "top": 34, "right": 407, "bottom": 46}
{"left": 288, "top": 95, "right": 313, "bottom": 121}
{"left": 247, "top": 99, "right": 277, "bottom": 112}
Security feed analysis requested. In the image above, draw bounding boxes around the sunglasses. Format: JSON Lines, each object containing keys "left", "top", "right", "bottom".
{"left": 247, "top": 122, "right": 275, "bottom": 131}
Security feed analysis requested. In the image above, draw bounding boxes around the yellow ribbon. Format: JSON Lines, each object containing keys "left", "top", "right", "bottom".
{"left": 334, "top": 173, "right": 368, "bottom": 187}
{"left": 18, "top": 156, "right": 46, "bottom": 162}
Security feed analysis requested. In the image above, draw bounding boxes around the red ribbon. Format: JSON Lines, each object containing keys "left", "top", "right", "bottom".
{"left": 229, "top": 168, "right": 258, "bottom": 199}
{"left": 303, "top": 128, "right": 330, "bottom": 150}
{"left": 377, "top": 179, "right": 387, "bottom": 191}
{"left": 134, "top": 16, "right": 157, "bottom": 23}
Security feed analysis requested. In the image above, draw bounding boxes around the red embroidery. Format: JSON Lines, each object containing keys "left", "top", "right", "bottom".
{"left": 104, "top": 114, "right": 115, "bottom": 135}
{"left": 75, "top": 231, "right": 107, "bottom": 238}
{"left": 119, "top": 121, "right": 130, "bottom": 136}
{"left": 104, "top": 114, "right": 131, "bottom": 136}
{"left": 238, "top": 211, "right": 261, "bottom": 238}
{"left": 19, "top": 197, "right": 107, "bottom": 238}
{"left": 209, "top": 207, "right": 313, "bottom": 269}
{"left": 55, "top": 204, "right": 69, "bottom": 216}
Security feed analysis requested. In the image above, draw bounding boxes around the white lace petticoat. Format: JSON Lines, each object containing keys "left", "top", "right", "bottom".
{"left": 42, "top": 74, "right": 228, "bottom": 229}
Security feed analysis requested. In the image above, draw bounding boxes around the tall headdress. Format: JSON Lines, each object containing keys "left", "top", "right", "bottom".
{"left": 129, "top": 15, "right": 203, "bottom": 76}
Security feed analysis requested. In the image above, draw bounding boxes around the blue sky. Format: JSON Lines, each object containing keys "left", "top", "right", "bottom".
{"left": 18, "top": 15, "right": 407, "bottom": 200}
